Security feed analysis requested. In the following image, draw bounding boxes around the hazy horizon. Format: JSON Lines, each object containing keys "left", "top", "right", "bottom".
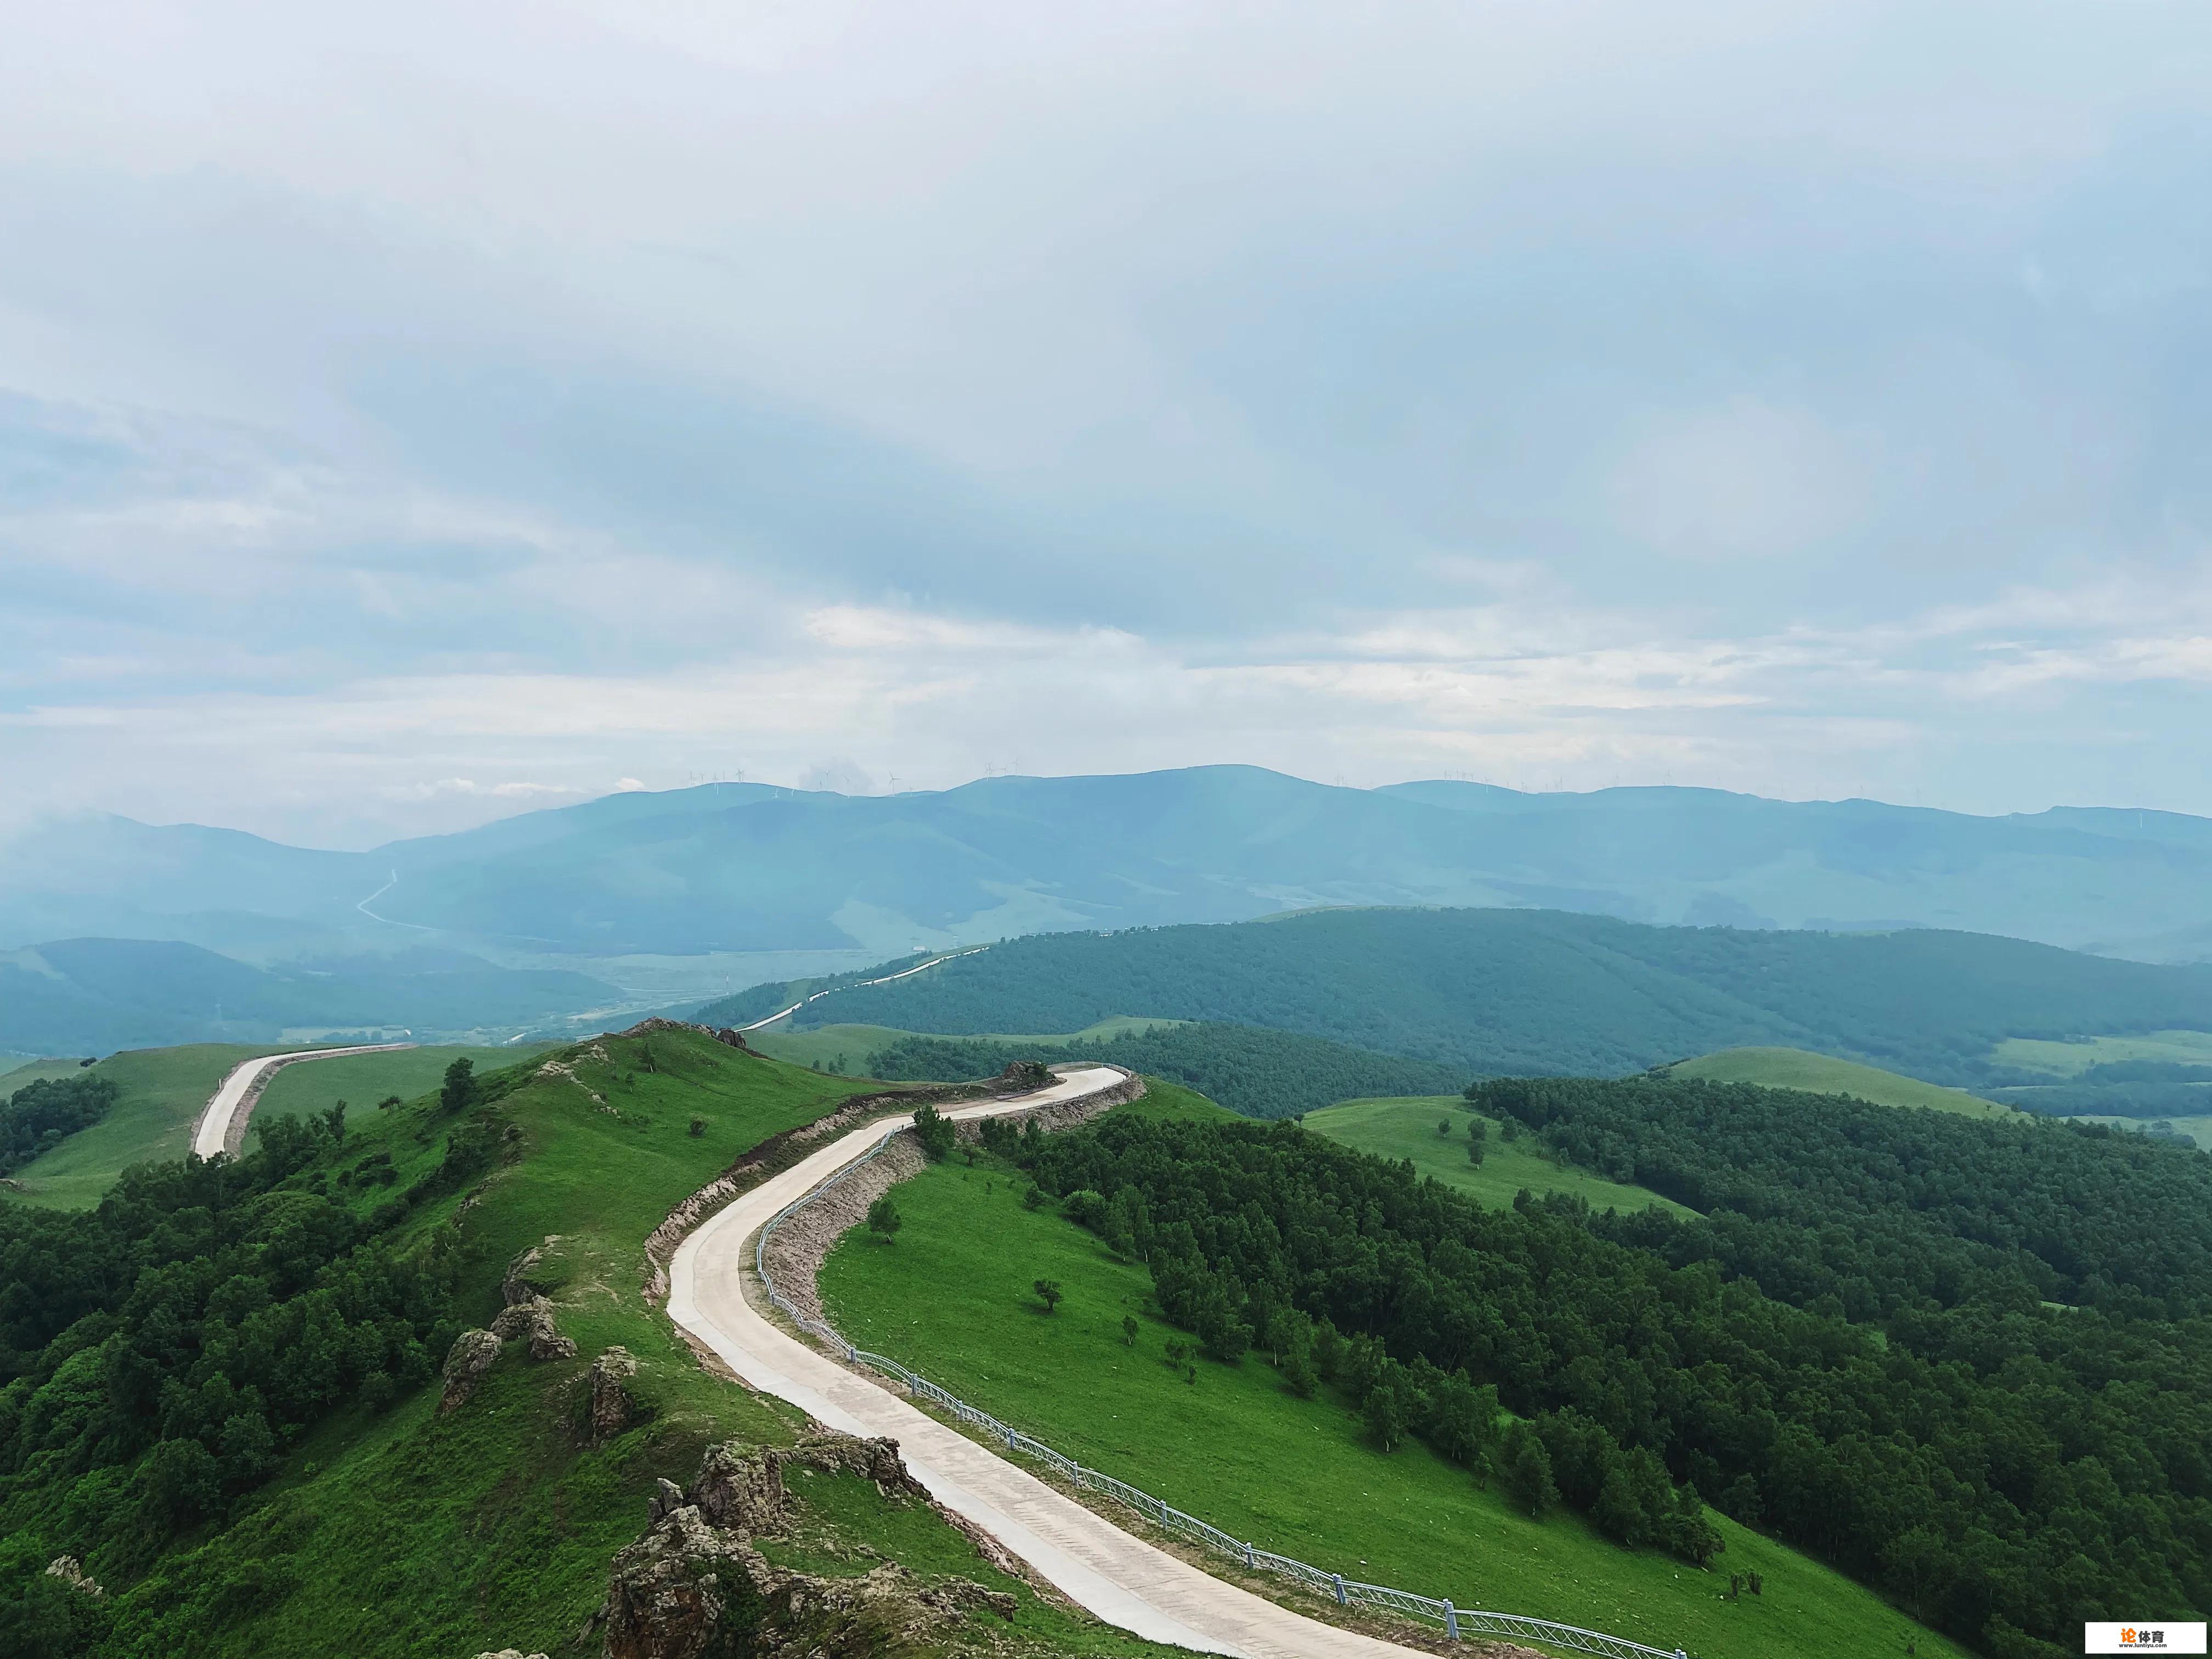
{"left": 6, "top": 2, "right": 2211, "bottom": 844}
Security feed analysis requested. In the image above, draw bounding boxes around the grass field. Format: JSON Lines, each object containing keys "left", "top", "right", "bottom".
{"left": 0, "top": 1056, "right": 98, "bottom": 1092}
{"left": 1305, "top": 1096, "right": 1694, "bottom": 1216}
{"left": 252, "top": 1043, "right": 553, "bottom": 1126}
{"left": 52, "top": 1029, "right": 1183, "bottom": 1658}
{"left": 753, "top": 1015, "right": 1187, "bottom": 1074}
{"left": 2, "top": 1042, "right": 550, "bottom": 1209}
{"left": 820, "top": 1146, "right": 1966, "bottom": 1659}
{"left": 3, "top": 1044, "right": 282, "bottom": 1207}
{"left": 1991, "top": 1029, "right": 2212, "bottom": 1076}
{"left": 1664, "top": 1047, "right": 2012, "bottom": 1118}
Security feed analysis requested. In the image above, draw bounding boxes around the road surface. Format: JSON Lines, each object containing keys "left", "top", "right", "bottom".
{"left": 666, "top": 1065, "right": 1429, "bottom": 1659}
{"left": 190, "top": 1044, "right": 416, "bottom": 1160}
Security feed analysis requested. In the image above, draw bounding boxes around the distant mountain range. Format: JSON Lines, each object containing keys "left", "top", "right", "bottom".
{"left": 8, "top": 768, "right": 2212, "bottom": 973}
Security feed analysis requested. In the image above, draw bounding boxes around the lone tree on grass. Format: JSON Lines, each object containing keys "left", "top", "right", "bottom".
{"left": 1121, "top": 1313, "right": 1139, "bottom": 1346}
{"left": 439, "top": 1056, "right": 477, "bottom": 1115}
{"left": 1436, "top": 1118, "right": 1452, "bottom": 1137}
{"left": 866, "top": 1195, "right": 902, "bottom": 1244}
{"left": 1032, "top": 1278, "right": 1063, "bottom": 1314}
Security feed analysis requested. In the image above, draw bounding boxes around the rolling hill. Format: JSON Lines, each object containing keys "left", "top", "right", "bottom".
{"left": 1662, "top": 1047, "right": 2012, "bottom": 1117}
{"left": 702, "top": 907, "right": 2212, "bottom": 1088}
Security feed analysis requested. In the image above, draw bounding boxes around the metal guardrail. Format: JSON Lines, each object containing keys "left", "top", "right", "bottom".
{"left": 755, "top": 1126, "right": 1689, "bottom": 1659}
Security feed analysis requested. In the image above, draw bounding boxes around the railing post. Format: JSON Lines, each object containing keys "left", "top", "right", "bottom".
{"left": 1444, "top": 1600, "right": 1459, "bottom": 1641}
{"left": 1332, "top": 1573, "right": 1347, "bottom": 1606}
{"left": 1243, "top": 1541, "right": 1254, "bottom": 1568}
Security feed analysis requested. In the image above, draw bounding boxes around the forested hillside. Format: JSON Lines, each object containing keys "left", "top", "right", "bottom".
{"left": 1471, "top": 1073, "right": 2212, "bottom": 1318}
{"left": 1017, "top": 1107, "right": 2212, "bottom": 1656}
{"left": 862, "top": 1022, "right": 1463, "bottom": 1118}
{"left": 703, "top": 908, "right": 2212, "bottom": 1086}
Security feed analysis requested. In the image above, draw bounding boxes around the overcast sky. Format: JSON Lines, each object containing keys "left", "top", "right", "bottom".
{"left": 4, "top": 1, "right": 2210, "bottom": 846}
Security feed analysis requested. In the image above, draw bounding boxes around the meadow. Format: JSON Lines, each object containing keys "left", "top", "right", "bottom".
{"left": 1662, "top": 1047, "right": 2011, "bottom": 1118}
{"left": 1304, "top": 1096, "right": 1694, "bottom": 1215}
{"left": 818, "top": 1138, "right": 1965, "bottom": 1659}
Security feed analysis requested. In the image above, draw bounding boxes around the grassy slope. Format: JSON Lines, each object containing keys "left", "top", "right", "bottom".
{"left": 0, "top": 1057, "right": 95, "bottom": 1091}
{"left": 820, "top": 1138, "right": 1968, "bottom": 1659}
{"left": 754, "top": 1017, "right": 1183, "bottom": 1071}
{"left": 250, "top": 1045, "right": 551, "bottom": 1125}
{"left": 3, "top": 1045, "right": 278, "bottom": 1208}
{"left": 1305, "top": 1097, "right": 1695, "bottom": 1216}
{"left": 89, "top": 1029, "right": 1181, "bottom": 1658}
{"left": 2, "top": 1044, "right": 547, "bottom": 1210}
{"left": 1991, "top": 1029, "right": 2212, "bottom": 1075}
{"left": 1666, "top": 1048, "right": 2012, "bottom": 1118}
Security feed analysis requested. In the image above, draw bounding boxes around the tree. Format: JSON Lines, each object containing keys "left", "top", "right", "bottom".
{"left": 1500, "top": 1424, "right": 1559, "bottom": 1517}
{"left": 866, "top": 1195, "right": 902, "bottom": 1244}
{"left": 439, "top": 1057, "right": 477, "bottom": 1115}
{"left": 377, "top": 1094, "right": 402, "bottom": 1111}
{"left": 1122, "top": 1313, "right": 1138, "bottom": 1346}
{"left": 1437, "top": 1118, "right": 1452, "bottom": 1137}
{"left": 1427, "top": 1373, "right": 1500, "bottom": 1472}
{"left": 1467, "top": 1138, "right": 1486, "bottom": 1167}
{"left": 323, "top": 1101, "right": 347, "bottom": 1144}
{"left": 1362, "top": 1372, "right": 1412, "bottom": 1451}
{"left": 1033, "top": 1278, "right": 1064, "bottom": 1314}
{"left": 1279, "top": 1316, "right": 1318, "bottom": 1398}
{"left": 689, "top": 1117, "right": 707, "bottom": 1137}
{"left": 911, "top": 1103, "right": 956, "bottom": 1161}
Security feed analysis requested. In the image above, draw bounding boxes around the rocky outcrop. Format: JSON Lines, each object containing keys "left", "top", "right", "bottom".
{"left": 586, "top": 1347, "right": 643, "bottom": 1446}
{"left": 501, "top": 1238, "right": 557, "bottom": 1305}
{"left": 440, "top": 1329, "right": 503, "bottom": 1413}
{"left": 612, "top": 1017, "right": 752, "bottom": 1053}
{"left": 492, "top": 1295, "right": 579, "bottom": 1361}
{"left": 589, "top": 1434, "right": 1015, "bottom": 1659}
{"left": 44, "top": 1555, "right": 103, "bottom": 1597}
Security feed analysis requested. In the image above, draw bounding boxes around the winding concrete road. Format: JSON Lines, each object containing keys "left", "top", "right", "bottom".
{"left": 190, "top": 1044, "right": 415, "bottom": 1160}
{"left": 666, "top": 1065, "right": 1428, "bottom": 1659}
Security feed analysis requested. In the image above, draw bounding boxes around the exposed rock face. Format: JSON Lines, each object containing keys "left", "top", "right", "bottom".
{"left": 501, "top": 1238, "right": 557, "bottom": 1305}
{"left": 45, "top": 1555, "right": 103, "bottom": 1597}
{"left": 590, "top": 1435, "right": 1015, "bottom": 1659}
{"left": 587, "top": 1346, "right": 642, "bottom": 1446}
{"left": 492, "top": 1295, "right": 579, "bottom": 1361}
{"left": 439, "top": 1328, "right": 503, "bottom": 1413}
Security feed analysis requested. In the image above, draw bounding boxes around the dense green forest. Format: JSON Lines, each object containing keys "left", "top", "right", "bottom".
{"left": 701, "top": 909, "right": 2212, "bottom": 1086}
{"left": 1470, "top": 1073, "right": 2212, "bottom": 1318}
{"left": 0, "top": 1062, "right": 522, "bottom": 1649}
{"left": 0, "top": 1073, "right": 116, "bottom": 1179}
{"left": 864, "top": 1022, "right": 1463, "bottom": 1118}
{"left": 1012, "top": 1106, "right": 2211, "bottom": 1658}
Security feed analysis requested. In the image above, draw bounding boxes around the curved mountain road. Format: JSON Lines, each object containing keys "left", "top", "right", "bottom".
{"left": 190, "top": 1043, "right": 416, "bottom": 1159}
{"left": 667, "top": 1064, "right": 1431, "bottom": 1659}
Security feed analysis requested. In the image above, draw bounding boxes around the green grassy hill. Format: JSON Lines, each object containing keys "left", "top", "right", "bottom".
{"left": 0, "top": 1029, "right": 1186, "bottom": 1658}
{"left": 1304, "top": 1096, "right": 1695, "bottom": 1214}
{"left": 1, "top": 1044, "right": 539, "bottom": 1209}
{"left": 1661, "top": 1048, "right": 2012, "bottom": 1118}
{"left": 820, "top": 1148, "right": 1962, "bottom": 1659}
{"left": 0, "top": 1057, "right": 96, "bottom": 1093}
